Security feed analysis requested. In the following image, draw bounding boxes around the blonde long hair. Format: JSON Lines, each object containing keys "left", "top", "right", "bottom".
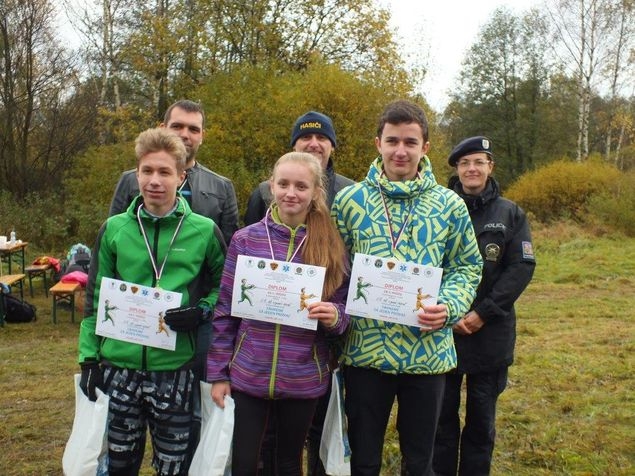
{"left": 270, "top": 152, "right": 347, "bottom": 299}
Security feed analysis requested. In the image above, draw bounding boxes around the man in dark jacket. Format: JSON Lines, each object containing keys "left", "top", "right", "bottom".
{"left": 433, "top": 136, "right": 536, "bottom": 476}
{"left": 109, "top": 99, "right": 239, "bottom": 247}
{"left": 107, "top": 102, "right": 236, "bottom": 470}
{"left": 243, "top": 110, "right": 354, "bottom": 226}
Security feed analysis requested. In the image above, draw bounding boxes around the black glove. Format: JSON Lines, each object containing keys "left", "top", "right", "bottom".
{"left": 164, "top": 306, "right": 204, "bottom": 332}
{"left": 79, "top": 360, "right": 103, "bottom": 402}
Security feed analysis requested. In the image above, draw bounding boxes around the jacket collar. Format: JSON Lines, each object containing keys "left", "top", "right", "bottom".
{"left": 448, "top": 176, "right": 501, "bottom": 211}
{"left": 128, "top": 194, "right": 191, "bottom": 220}
{"left": 267, "top": 204, "right": 307, "bottom": 234}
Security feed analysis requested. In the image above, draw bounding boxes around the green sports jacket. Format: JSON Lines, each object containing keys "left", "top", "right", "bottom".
{"left": 78, "top": 195, "right": 225, "bottom": 370}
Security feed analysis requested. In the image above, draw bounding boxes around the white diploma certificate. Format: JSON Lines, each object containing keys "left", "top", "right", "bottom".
{"left": 95, "top": 277, "right": 182, "bottom": 350}
{"left": 230, "top": 254, "right": 326, "bottom": 330}
{"left": 345, "top": 253, "right": 443, "bottom": 327}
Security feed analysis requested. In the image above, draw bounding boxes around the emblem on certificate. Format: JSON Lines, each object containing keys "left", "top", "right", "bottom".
{"left": 345, "top": 253, "right": 442, "bottom": 327}
{"left": 231, "top": 255, "right": 326, "bottom": 330}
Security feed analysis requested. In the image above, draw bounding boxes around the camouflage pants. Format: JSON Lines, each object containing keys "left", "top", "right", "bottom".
{"left": 102, "top": 366, "right": 195, "bottom": 476}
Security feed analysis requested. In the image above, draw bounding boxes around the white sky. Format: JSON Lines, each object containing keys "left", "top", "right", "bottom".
{"left": 384, "top": 0, "right": 541, "bottom": 111}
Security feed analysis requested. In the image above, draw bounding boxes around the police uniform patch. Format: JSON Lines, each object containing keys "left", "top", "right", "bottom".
{"left": 522, "top": 241, "right": 535, "bottom": 260}
{"left": 485, "top": 243, "right": 500, "bottom": 262}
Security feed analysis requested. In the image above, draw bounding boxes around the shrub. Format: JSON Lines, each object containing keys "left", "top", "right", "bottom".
{"left": 0, "top": 140, "right": 130, "bottom": 254}
{"left": 196, "top": 60, "right": 420, "bottom": 217}
{"left": 586, "top": 171, "right": 635, "bottom": 237}
{"left": 506, "top": 157, "right": 622, "bottom": 222}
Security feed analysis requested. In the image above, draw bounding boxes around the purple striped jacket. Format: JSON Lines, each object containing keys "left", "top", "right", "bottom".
{"left": 207, "top": 215, "right": 349, "bottom": 399}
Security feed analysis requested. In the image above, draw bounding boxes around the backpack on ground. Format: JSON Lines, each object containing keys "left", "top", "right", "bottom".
{"left": 55, "top": 243, "right": 92, "bottom": 282}
{"left": 2, "top": 293, "right": 37, "bottom": 323}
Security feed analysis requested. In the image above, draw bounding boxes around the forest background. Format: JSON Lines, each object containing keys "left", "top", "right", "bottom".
{"left": 1, "top": 0, "right": 635, "bottom": 247}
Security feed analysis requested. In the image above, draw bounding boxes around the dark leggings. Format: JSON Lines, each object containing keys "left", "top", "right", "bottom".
{"left": 232, "top": 390, "right": 318, "bottom": 476}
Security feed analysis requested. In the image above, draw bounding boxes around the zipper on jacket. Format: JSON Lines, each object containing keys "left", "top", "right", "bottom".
{"left": 267, "top": 225, "right": 301, "bottom": 398}
{"left": 312, "top": 344, "right": 323, "bottom": 382}
{"left": 285, "top": 227, "right": 300, "bottom": 262}
{"left": 151, "top": 219, "right": 161, "bottom": 286}
{"left": 142, "top": 346, "right": 148, "bottom": 370}
{"left": 268, "top": 324, "right": 281, "bottom": 398}
{"left": 143, "top": 220, "right": 163, "bottom": 371}
{"left": 230, "top": 330, "right": 248, "bottom": 369}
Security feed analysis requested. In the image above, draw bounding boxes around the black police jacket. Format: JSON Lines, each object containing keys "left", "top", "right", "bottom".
{"left": 449, "top": 176, "right": 536, "bottom": 374}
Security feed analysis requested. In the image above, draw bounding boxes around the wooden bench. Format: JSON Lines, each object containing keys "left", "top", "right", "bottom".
{"left": 50, "top": 282, "right": 81, "bottom": 323}
{"left": 25, "top": 263, "right": 52, "bottom": 298}
{"left": 0, "top": 273, "right": 26, "bottom": 301}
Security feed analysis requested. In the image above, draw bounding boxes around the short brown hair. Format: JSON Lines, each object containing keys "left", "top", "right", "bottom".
{"left": 135, "top": 128, "right": 187, "bottom": 172}
{"left": 376, "top": 100, "right": 429, "bottom": 143}
{"left": 164, "top": 100, "right": 205, "bottom": 127}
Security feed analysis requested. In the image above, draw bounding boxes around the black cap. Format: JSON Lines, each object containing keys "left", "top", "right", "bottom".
{"left": 290, "top": 111, "right": 337, "bottom": 148}
{"left": 448, "top": 136, "right": 492, "bottom": 166}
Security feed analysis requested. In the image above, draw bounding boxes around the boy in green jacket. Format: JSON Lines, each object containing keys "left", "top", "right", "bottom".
{"left": 77, "top": 127, "right": 225, "bottom": 476}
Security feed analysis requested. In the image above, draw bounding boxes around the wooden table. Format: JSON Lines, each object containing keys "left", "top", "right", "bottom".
{"left": 0, "top": 241, "right": 28, "bottom": 275}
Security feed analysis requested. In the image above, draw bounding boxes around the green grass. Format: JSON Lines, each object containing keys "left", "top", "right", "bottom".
{"left": 1, "top": 223, "right": 634, "bottom": 475}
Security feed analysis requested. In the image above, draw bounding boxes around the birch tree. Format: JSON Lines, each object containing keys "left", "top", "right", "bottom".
{"left": 601, "top": 0, "right": 635, "bottom": 166}
{"left": 65, "top": 0, "right": 406, "bottom": 120}
{"left": 547, "top": 0, "right": 614, "bottom": 161}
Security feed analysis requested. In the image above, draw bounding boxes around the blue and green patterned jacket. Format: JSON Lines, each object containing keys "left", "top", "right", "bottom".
{"left": 331, "top": 156, "right": 482, "bottom": 375}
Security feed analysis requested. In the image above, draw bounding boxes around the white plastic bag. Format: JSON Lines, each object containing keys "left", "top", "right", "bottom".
{"left": 319, "top": 368, "right": 351, "bottom": 476}
{"left": 62, "top": 373, "right": 109, "bottom": 476}
{"left": 188, "top": 381, "right": 234, "bottom": 476}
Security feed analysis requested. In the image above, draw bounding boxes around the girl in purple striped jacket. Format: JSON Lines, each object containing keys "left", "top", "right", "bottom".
{"left": 207, "top": 152, "right": 350, "bottom": 475}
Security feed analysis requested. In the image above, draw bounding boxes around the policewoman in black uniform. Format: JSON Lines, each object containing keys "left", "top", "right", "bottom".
{"left": 433, "top": 136, "right": 536, "bottom": 476}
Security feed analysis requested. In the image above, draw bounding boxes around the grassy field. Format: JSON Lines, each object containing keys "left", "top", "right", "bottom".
{"left": 0, "top": 222, "right": 633, "bottom": 475}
